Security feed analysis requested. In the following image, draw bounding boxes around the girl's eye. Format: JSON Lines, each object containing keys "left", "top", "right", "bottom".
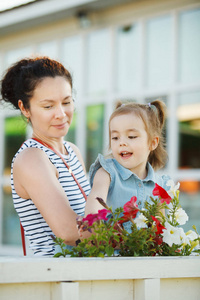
{"left": 44, "top": 106, "right": 52, "bottom": 109}
{"left": 111, "top": 137, "right": 118, "bottom": 140}
{"left": 63, "top": 102, "right": 70, "bottom": 105}
{"left": 129, "top": 136, "right": 137, "bottom": 139}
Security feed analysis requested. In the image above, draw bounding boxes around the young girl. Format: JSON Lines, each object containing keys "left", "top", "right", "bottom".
{"left": 85, "top": 100, "right": 170, "bottom": 220}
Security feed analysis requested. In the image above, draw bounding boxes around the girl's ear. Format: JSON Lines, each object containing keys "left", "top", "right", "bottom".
{"left": 18, "top": 100, "right": 30, "bottom": 119}
{"left": 150, "top": 136, "right": 159, "bottom": 151}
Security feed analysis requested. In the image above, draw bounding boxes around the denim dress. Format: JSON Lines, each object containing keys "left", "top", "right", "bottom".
{"left": 89, "top": 154, "right": 170, "bottom": 232}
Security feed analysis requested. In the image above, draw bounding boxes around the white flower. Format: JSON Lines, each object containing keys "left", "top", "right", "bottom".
{"left": 178, "top": 227, "right": 188, "bottom": 244}
{"left": 166, "top": 180, "right": 180, "bottom": 198}
{"left": 185, "top": 230, "right": 200, "bottom": 250}
{"left": 162, "top": 222, "right": 183, "bottom": 246}
{"left": 186, "top": 230, "right": 199, "bottom": 241}
{"left": 174, "top": 208, "right": 189, "bottom": 225}
{"left": 134, "top": 213, "right": 147, "bottom": 229}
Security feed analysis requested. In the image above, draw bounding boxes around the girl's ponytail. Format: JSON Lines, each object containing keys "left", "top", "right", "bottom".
{"left": 148, "top": 100, "right": 167, "bottom": 170}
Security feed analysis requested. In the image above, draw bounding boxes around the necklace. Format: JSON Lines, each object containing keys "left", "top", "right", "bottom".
{"left": 32, "top": 137, "right": 86, "bottom": 198}
{"left": 34, "top": 138, "right": 72, "bottom": 174}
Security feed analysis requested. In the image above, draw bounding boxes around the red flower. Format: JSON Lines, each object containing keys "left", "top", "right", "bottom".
{"left": 82, "top": 209, "right": 110, "bottom": 226}
{"left": 151, "top": 216, "right": 166, "bottom": 235}
{"left": 123, "top": 196, "right": 138, "bottom": 213}
{"left": 119, "top": 197, "right": 139, "bottom": 224}
{"left": 152, "top": 183, "right": 172, "bottom": 204}
{"left": 154, "top": 235, "right": 163, "bottom": 245}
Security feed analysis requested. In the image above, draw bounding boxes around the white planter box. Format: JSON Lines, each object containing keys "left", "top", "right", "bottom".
{"left": 0, "top": 256, "right": 200, "bottom": 300}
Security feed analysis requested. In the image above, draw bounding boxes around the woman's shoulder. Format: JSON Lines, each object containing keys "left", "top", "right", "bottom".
{"left": 14, "top": 144, "right": 51, "bottom": 169}
{"left": 66, "top": 141, "right": 80, "bottom": 156}
{"left": 13, "top": 139, "right": 45, "bottom": 159}
{"left": 13, "top": 141, "right": 58, "bottom": 187}
{"left": 65, "top": 141, "right": 86, "bottom": 172}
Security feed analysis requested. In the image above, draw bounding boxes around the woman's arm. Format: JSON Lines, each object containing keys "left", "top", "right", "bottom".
{"left": 13, "top": 147, "right": 80, "bottom": 246}
{"left": 85, "top": 167, "right": 111, "bottom": 215}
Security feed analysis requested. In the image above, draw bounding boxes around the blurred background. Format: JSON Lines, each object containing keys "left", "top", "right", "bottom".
{"left": 0, "top": 0, "right": 200, "bottom": 256}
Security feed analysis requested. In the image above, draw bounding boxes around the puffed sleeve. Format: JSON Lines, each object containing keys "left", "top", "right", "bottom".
{"left": 89, "top": 154, "right": 115, "bottom": 192}
{"left": 161, "top": 174, "right": 171, "bottom": 191}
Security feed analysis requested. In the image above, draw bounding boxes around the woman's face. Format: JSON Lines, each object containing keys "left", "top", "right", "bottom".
{"left": 19, "top": 76, "right": 74, "bottom": 140}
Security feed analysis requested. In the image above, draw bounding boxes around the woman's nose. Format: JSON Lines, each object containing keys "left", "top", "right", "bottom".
{"left": 55, "top": 105, "right": 65, "bottom": 118}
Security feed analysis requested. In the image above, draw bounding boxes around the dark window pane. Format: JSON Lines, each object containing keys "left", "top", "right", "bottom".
{"left": 178, "top": 92, "right": 200, "bottom": 168}
{"left": 2, "top": 190, "right": 21, "bottom": 246}
{"left": 4, "top": 116, "right": 26, "bottom": 169}
{"left": 3, "top": 116, "right": 26, "bottom": 246}
{"left": 65, "top": 112, "right": 76, "bottom": 144}
{"left": 86, "top": 104, "right": 104, "bottom": 171}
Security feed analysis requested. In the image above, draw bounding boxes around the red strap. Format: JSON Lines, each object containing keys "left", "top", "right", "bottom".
{"left": 32, "top": 137, "right": 88, "bottom": 200}
{"left": 20, "top": 137, "right": 88, "bottom": 256}
{"left": 20, "top": 222, "right": 26, "bottom": 256}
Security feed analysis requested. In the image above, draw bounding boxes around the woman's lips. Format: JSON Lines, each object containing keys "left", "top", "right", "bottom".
{"left": 52, "top": 122, "right": 67, "bottom": 129}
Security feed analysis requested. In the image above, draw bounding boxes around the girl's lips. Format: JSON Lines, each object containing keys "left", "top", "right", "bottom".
{"left": 120, "top": 152, "right": 132, "bottom": 159}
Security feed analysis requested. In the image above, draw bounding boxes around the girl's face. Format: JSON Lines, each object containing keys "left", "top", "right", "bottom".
{"left": 19, "top": 76, "right": 74, "bottom": 140}
{"left": 110, "top": 113, "right": 158, "bottom": 179}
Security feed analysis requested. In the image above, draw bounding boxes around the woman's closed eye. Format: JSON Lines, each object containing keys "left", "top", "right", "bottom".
{"left": 111, "top": 137, "right": 118, "bottom": 140}
{"left": 63, "top": 101, "right": 71, "bottom": 105}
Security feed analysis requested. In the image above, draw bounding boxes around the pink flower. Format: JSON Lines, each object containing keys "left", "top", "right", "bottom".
{"left": 82, "top": 209, "right": 110, "bottom": 226}
{"left": 152, "top": 183, "right": 172, "bottom": 204}
{"left": 124, "top": 196, "right": 138, "bottom": 213}
{"left": 119, "top": 197, "right": 139, "bottom": 224}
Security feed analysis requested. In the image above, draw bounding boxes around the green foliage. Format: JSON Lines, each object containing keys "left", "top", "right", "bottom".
{"left": 53, "top": 183, "right": 200, "bottom": 258}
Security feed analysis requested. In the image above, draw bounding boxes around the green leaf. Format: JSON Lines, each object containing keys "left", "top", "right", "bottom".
{"left": 105, "top": 246, "right": 114, "bottom": 257}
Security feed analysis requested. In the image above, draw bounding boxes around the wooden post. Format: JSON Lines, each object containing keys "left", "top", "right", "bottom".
{"left": 51, "top": 282, "right": 79, "bottom": 300}
{"left": 134, "top": 278, "right": 160, "bottom": 300}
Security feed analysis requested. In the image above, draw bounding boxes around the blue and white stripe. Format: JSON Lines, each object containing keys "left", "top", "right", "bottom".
{"left": 11, "top": 138, "right": 91, "bottom": 256}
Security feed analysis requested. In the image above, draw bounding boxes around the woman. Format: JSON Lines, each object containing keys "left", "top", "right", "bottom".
{"left": 1, "top": 56, "right": 91, "bottom": 256}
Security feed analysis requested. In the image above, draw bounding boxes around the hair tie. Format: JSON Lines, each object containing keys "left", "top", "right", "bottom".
{"left": 147, "top": 102, "right": 157, "bottom": 113}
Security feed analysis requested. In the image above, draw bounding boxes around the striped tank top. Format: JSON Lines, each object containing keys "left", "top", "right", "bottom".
{"left": 11, "top": 138, "right": 91, "bottom": 256}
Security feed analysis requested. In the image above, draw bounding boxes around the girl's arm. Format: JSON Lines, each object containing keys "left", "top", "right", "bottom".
{"left": 85, "top": 167, "right": 111, "bottom": 215}
{"left": 13, "top": 147, "right": 81, "bottom": 246}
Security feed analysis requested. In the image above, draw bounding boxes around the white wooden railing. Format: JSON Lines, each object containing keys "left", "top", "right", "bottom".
{"left": 0, "top": 256, "right": 200, "bottom": 300}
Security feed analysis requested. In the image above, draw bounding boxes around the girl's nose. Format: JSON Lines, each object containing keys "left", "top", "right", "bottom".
{"left": 120, "top": 140, "right": 127, "bottom": 146}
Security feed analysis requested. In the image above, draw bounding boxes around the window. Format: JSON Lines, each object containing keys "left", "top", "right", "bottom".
{"left": 2, "top": 116, "right": 26, "bottom": 245}
{"left": 116, "top": 24, "right": 141, "bottom": 93}
{"left": 4, "top": 47, "right": 33, "bottom": 69}
{"left": 87, "top": 29, "right": 111, "bottom": 96}
{"left": 178, "top": 9, "right": 200, "bottom": 84}
{"left": 64, "top": 112, "right": 76, "bottom": 144}
{"left": 177, "top": 91, "right": 200, "bottom": 169}
{"left": 62, "top": 36, "right": 83, "bottom": 96}
{"left": 146, "top": 15, "right": 172, "bottom": 88}
{"left": 37, "top": 41, "right": 58, "bottom": 59}
{"left": 86, "top": 104, "right": 105, "bottom": 171}
{"left": 179, "top": 180, "right": 200, "bottom": 233}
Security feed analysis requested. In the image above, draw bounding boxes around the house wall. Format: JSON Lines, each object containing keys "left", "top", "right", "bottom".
{"left": 0, "top": 0, "right": 200, "bottom": 255}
